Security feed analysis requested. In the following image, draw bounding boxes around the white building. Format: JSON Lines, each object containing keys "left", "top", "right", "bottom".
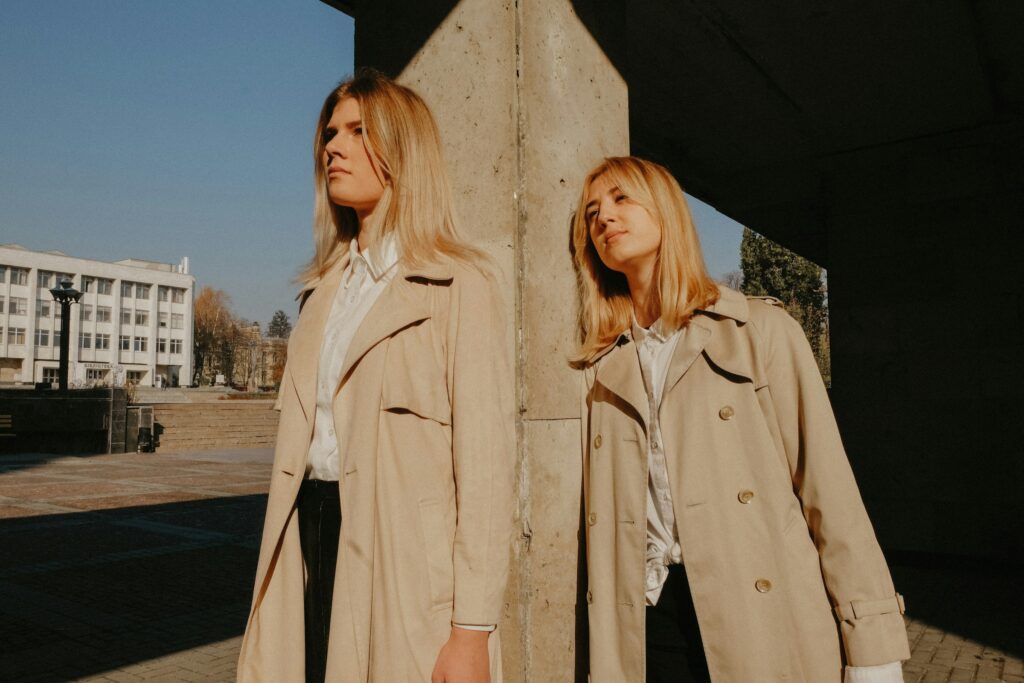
{"left": 0, "top": 244, "right": 194, "bottom": 387}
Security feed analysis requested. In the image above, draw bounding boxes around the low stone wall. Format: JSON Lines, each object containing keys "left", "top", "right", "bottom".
{"left": 0, "top": 387, "right": 128, "bottom": 454}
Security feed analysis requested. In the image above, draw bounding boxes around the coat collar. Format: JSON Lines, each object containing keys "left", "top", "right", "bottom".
{"left": 590, "top": 286, "right": 757, "bottom": 421}
{"left": 287, "top": 251, "right": 453, "bottom": 424}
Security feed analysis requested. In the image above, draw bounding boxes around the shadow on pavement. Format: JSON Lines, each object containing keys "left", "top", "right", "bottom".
{"left": 0, "top": 494, "right": 267, "bottom": 682}
{"left": 889, "top": 551, "right": 1024, "bottom": 658}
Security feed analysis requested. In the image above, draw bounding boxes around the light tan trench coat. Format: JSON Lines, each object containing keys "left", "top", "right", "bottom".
{"left": 237, "top": 251, "right": 515, "bottom": 682}
{"left": 581, "top": 286, "right": 910, "bottom": 682}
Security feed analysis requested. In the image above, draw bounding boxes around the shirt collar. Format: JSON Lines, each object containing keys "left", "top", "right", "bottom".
{"left": 631, "top": 312, "right": 673, "bottom": 345}
{"left": 348, "top": 233, "right": 400, "bottom": 282}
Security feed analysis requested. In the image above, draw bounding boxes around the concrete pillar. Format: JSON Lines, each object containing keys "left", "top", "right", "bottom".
{"left": 352, "top": 0, "right": 628, "bottom": 678}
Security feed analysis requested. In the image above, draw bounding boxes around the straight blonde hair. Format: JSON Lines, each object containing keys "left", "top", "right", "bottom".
{"left": 571, "top": 156, "right": 719, "bottom": 365}
{"left": 298, "top": 68, "right": 486, "bottom": 291}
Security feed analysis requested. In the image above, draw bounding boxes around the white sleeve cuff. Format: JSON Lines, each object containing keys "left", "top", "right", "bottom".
{"left": 844, "top": 661, "right": 904, "bottom": 683}
{"left": 452, "top": 623, "right": 497, "bottom": 632}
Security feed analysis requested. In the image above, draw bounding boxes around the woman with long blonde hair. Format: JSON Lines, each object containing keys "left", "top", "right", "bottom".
{"left": 575, "top": 156, "right": 909, "bottom": 682}
{"left": 237, "top": 68, "right": 514, "bottom": 683}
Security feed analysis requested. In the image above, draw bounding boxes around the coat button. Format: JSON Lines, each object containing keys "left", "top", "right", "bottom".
{"left": 719, "top": 405, "right": 735, "bottom": 420}
{"left": 737, "top": 489, "right": 755, "bottom": 504}
{"left": 588, "top": 512, "right": 597, "bottom": 525}
{"left": 586, "top": 589, "right": 593, "bottom": 604}
{"left": 593, "top": 434, "right": 603, "bottom": 449}
{"left": 755, "top": 578, "right": 773, "bottom": 593}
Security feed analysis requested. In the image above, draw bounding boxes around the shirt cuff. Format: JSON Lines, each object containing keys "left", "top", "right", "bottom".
{"left": 452, "top": 623, "right": 497, "bottom": 632}
{"left": 844, "top": 661, "right": 904, "bottom": 683}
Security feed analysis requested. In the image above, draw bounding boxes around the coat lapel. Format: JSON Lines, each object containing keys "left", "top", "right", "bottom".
{"left": 286, "top": 253, "right": 351, "bottom": 425}
{"left": 336, "top": 260, "right": 452, "bottom": 390}
{"left": 594, "top": 338, "right": 650, "bottom": 432}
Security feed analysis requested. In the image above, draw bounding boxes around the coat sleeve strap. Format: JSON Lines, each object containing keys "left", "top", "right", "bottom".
{"left": 834, "top": 594, "right": 906, "bottom": 622}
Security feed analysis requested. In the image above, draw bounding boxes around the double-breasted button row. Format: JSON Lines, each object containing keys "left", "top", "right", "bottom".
{"left": 719, "top": 405, "right": 735, "bottom": 420}
{"left": 755, "top": 578, "right": 773, "bottom": 593}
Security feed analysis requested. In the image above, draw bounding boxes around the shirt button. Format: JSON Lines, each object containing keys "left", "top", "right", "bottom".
{"left": 738, "top": 489, "right": 755, "bottom": 504}
{"left": 588, "top": 512, "right": 597, "bottom": 525}
{"left": 719, "top": 405, "right": 735, "bottom": 420}
{"left": 593, "top": 434, "right": 603, "bottom": 449}
{"left": 328, "top": 428, "right": 335, "bottom": 436}
{"left": 755, "top": 578, "right": 773, "bottom": 593}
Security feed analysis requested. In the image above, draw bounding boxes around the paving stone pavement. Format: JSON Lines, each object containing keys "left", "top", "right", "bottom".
{"left": 1, "top": 449, "right": 1021, "bottom": 682}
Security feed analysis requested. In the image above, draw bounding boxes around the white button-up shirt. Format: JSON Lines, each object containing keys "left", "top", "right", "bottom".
{"left": 306, "top": 236, "right": 399, "bottom": 481}
{"left": 631, "top": 316, "right": 685, "bottom": 607}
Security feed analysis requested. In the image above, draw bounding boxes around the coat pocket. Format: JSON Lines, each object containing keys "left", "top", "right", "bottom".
{"left": 417, "top": 499, "right": 455, "bottom": 608}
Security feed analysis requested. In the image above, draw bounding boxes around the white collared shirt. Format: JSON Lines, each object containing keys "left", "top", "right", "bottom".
{"left": 631, "top": 316, "right": 685, "bottom": 606}
{"left": 306, "top": 235, "right": 400, "bottom": 481}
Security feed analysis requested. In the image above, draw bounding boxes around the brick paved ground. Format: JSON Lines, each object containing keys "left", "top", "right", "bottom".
{"left": 1, "top": 449, "right": 1021, "bottom": 682}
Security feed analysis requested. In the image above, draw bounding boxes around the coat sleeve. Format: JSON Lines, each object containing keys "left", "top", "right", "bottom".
{"left": 447, "top": 269, "right": 516, "bottom": 626}
{"left": 756, "top": 305, "right": 910, "bottom": 666}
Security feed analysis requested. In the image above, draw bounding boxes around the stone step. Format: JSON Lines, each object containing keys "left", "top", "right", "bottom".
{"left": 152, "top": 402, "right": 279, "bottom": 453}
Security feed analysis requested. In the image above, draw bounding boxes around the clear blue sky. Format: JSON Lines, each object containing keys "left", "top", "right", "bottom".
{"left": 0, "top": 1, "right": 742, "bottom": 327}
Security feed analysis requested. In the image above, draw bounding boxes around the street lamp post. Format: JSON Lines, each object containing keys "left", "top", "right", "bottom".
{"left": 49, "top": 278, "right": 82, "bottom": 391}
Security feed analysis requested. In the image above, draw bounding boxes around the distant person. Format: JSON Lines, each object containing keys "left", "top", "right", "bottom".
{"left": 237, "top": 69, "right": 515, "bottom": 683}
{"left": 573, "top": 156, "right": 910, "bottom": 682}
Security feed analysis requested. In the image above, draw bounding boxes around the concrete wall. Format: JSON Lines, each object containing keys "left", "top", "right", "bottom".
{"left": 351, "top": 0, "right": 627, "bottom": 678}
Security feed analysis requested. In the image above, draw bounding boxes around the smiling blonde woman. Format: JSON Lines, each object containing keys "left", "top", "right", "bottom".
{"left": 236, "top": 69, "right": 514, "bottom": 683}
{"left": 574, "top": 156, "right": 910, "bottom": 682}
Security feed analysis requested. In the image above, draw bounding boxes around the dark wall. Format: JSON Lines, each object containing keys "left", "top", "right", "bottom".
{"left": 825, "top": 124, "right": 1024, "bottom": 562}
{"left": 0, "top": 387, "right": 127, "bottom": 455}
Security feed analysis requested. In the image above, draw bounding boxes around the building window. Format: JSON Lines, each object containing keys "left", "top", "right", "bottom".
{"left": 42, "top": 367, "right": 59, "bottom": 385}
{"left": 157, "top": 338, "right": 167, "bottom": 353}
{"left": 158, "top": 312, "right": 168, "bottom": 328}
{"left": 98, "top": 279, "right": 113, "bottom": 295}
{"left": 126, "top": 370, "right": 146, "bottom": 383}
{"left": 9, "top": 297, "right": 27, "bottom": 316}
{"left": 10, "top": 268, "right": 28, "bottom": 286}
{"left": 170, "top": 338, "right": 183, "bottom": 354}
{"left": 172, "top": 288, "right": 186, "bottom": 304}
{"left": 79, "top": 332, "right": 92, "bottom": 349}
{"left": 96, "top": 306, "right": 111, "bottom": 323}
{"left": 80, "top": 304, "right": 92, "bottom": 322}
{"left": 36, "top": 300, "right": 51, "bottom": 318}
{"left": 0, "top": 265, "right": 5, "bottom": 283}
{"left": 38, "top": 271, "right": 53, "bottom": 288}
{"left": 7, "top": 327, "right": 26, "bottom": 345}
{"left": 53, "top": 330, "right": 62, "bottom": 347}
{"left": 158, "top": 286, "right": 169, "bottom": 302}
{"left": 120, "top": 309, "right": 132, "bottom": 325}
{"left": 136, "top": 284, "right": 150, "bottom": 300}
{"left": 121, "top": 281, "right": 134, "bottom": 297}
{"left": 135, "top": 310, "right": 149, "bottom": 326}
{"left": 82, "top": 277, "right": 93, "bottom": 293}
{"left": 171, "top": 313, "right": 184, "bottom": 330}
{"left": 86, "top": 369, "right": 106, "bottom": 382}
{"left": 95, "top": 333, "right": 111, "bottom": 350}
{"left": 0, "top": 295, "right": 4, "bottom": 313}
{"left": 134, "top": 336, "right": 148, "bottom": 352}
{"left": 119, "top": 335, "right": 131, "bottom": 351}
{"left": 34, "top": 328, "right": 50, "bottom": 346}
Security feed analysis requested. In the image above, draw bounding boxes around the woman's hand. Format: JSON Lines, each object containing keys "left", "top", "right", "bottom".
{"left": 431, "top": 627, "right": 491, "bottom": 683}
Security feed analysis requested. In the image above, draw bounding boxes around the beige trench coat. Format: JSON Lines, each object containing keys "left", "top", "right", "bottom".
{"left": 237, "top": 251, "right": 515, "bottom": 682}
{"left": 581, "top": 286, "right": 910, "bottom": 682}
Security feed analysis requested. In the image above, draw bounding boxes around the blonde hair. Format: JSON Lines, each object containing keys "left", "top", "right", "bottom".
{"left": 298, "top": 68, "right": 486, "bottom": 290}
{"left": 571, "top": 156, "right": 719, "bottom": 365}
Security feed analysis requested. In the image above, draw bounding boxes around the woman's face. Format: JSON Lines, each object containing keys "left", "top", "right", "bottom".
{"left": 584, "top": 174, "right": 662, "bottom": 277}
{"left": 322, "top": 97, "right": 386, "bottom": 215}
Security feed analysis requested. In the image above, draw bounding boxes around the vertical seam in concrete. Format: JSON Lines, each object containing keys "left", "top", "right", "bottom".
{"left": 512, "top": 0, "right": 531, "bottom": 679}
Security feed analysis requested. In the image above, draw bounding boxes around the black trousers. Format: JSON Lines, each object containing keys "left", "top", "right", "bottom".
{"left": 646, "top": 564, "right": 711, "bottom": 683}
{"left": 297, "top": 479, "right": 341, "bottom": 683}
